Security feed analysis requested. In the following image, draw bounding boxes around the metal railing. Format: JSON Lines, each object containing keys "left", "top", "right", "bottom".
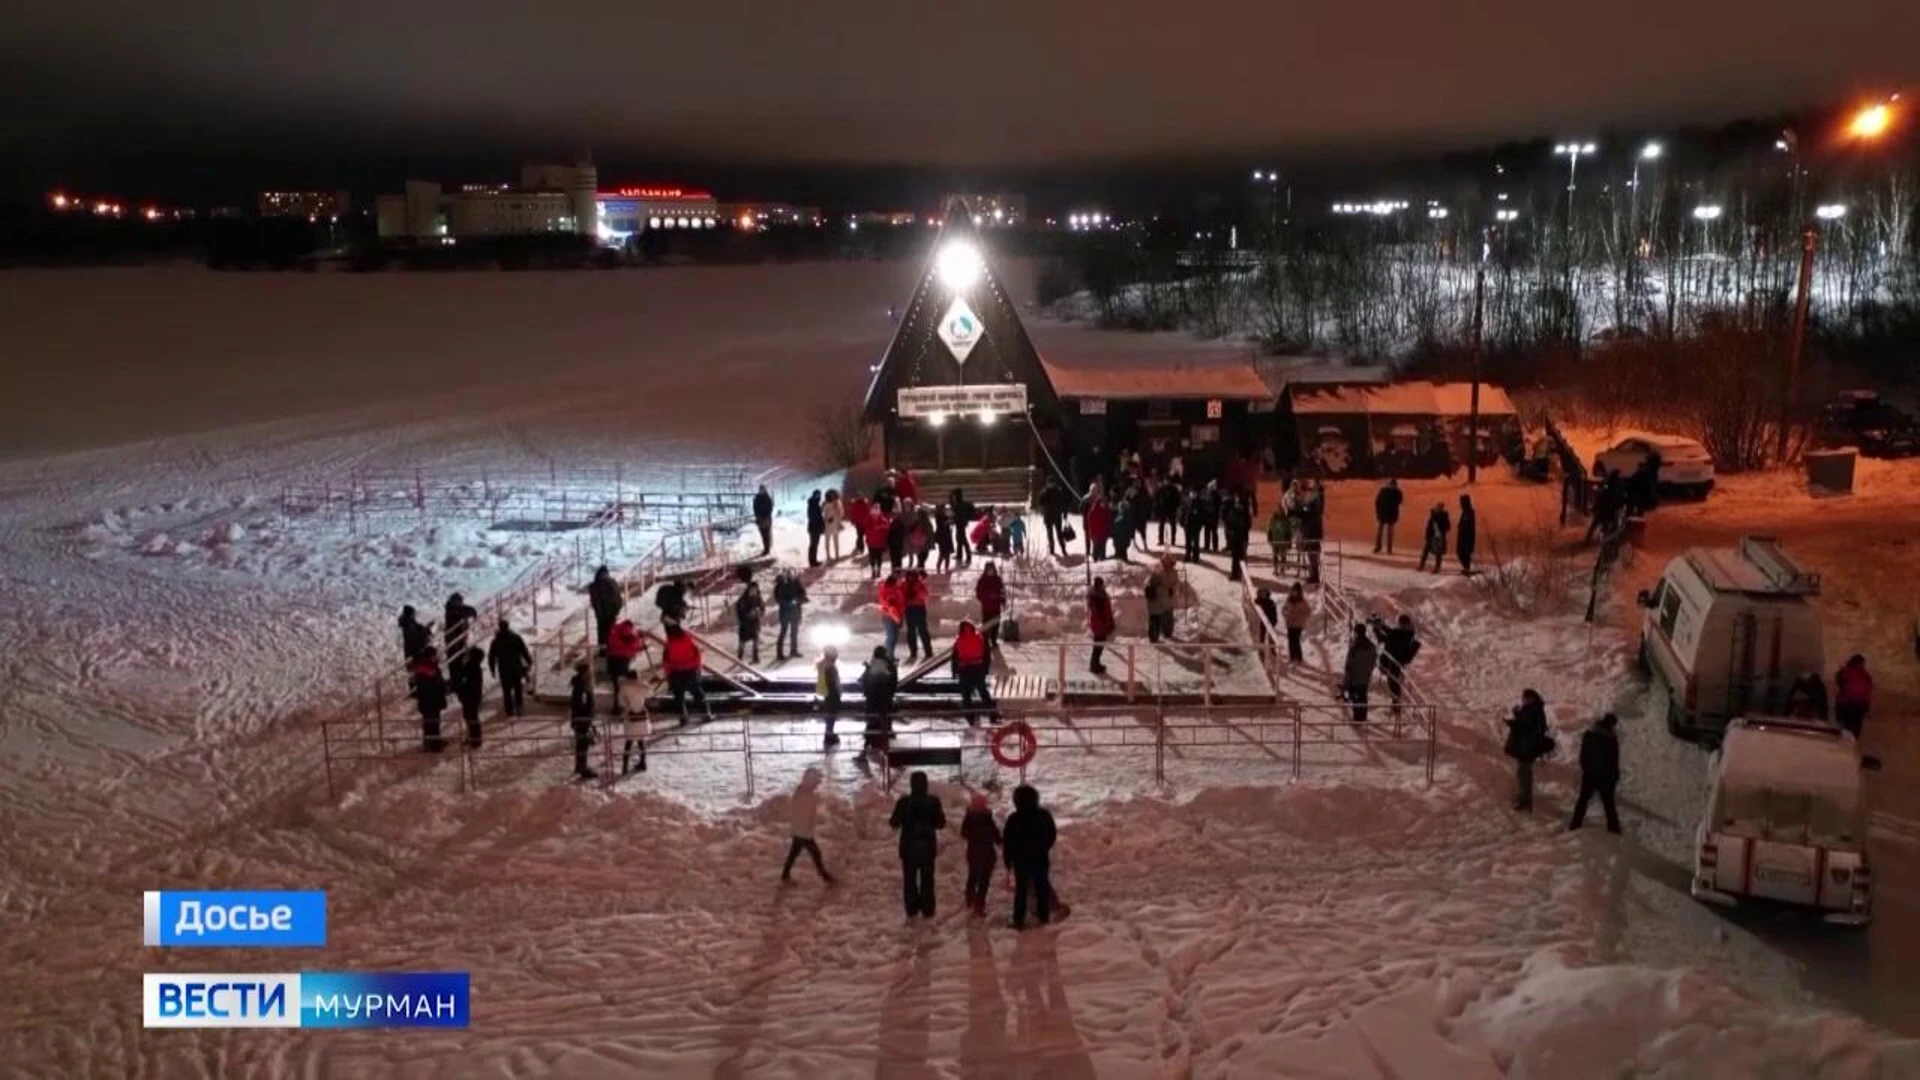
{"left": 318, "top": 700, "right": 1438, "bottom": 798}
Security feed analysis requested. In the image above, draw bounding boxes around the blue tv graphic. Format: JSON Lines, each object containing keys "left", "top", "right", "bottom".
{"left": 143, "top": 973, "right": 470, "bottom": 1028}
{"left": 144, "top": 890, "right": 327, "bottom": 947}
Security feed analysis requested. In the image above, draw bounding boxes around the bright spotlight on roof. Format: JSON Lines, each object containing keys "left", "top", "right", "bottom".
{"left": 936, "top": 240, "right": 983, "bottom": 291}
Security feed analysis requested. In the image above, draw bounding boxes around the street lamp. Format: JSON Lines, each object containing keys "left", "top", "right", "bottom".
{"left": 1815, "top": 204, "right": 1848, "bottom": 221}
{"left": 1553, "top": 142, "right": 1598, "bottom": 192}
{"left": 1691, "top": 204, "right": 1722, "bottom": 221}
{"left": 935, "top": 239, "right": 982, "bottom": 292}
{"left": 1251, "top": 168, "right": 1283, "bottom": 240}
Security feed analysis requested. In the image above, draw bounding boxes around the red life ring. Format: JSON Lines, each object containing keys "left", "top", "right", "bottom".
{"left": 990, "top": 721, "right": 1038, "bottom": 768}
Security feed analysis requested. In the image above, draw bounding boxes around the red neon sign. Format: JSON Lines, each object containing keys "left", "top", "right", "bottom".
{"left": 603, "top": 186, "right": 713, "bottom": 200}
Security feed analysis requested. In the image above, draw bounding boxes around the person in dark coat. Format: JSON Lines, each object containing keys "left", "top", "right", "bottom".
{"left": 1568, "top": 713, "right": 1622, "bottom": 833}
{"left": 654, "top": 578, "right": 689, "bottom": 627}
{"left": 1040, "top": 479, "right": 1070, "bottom": 556}
{"left": 487, "top": 618, "right": 532, "bottom": 717}
{"left": 1181, "top": 491, "right": 1205, "bottom": 564}
{"left": 772, "top": 569, "right": 807, "bottom": 661}
{"left": 1341, "top": 625, "right": 1378, "bottom": 724}
{"left": 889, "top": 770, "right": 947, "bottom": 919}
{"left": 734, "top": 580, "right": 764, "bottom": 664}
{"left": 1370, "top": 614, "right": 1421, "bottom": 710}
{"left": 752, "top": 484, "right": 775, "bottom": 555}
{"left": 860, "top": 647, "right": 897, "bottom": 753}
{"left": 1587, "top": 472, "right": 1626, "bottom": 544}
{"left": 1155, "top": 478, "right": 1182, "bottom": 547}
{"left": 886, "top": 510, "right": 908, "bottom": 573}
{"left": 1784, "top": 671, "right": 1830, "bottom": 721}
{"left": 1504, "top": 689, "right": 1550, "bottom": 811}
{"left": 1300, "top": 483, "right": 1326, "bottom": 584}
{"left": 933, "top": 503, "right": 956, "bottom": 572}
{"left": 1455, "top": 495, "right": 1478, "bottom": 575}
{"left": 443, "top": 592, "right": 478, "bottom": 658}
{"left": 1223, "top": 491, "right": 1253, "bottom": 582}
{"left": 589, "top": 566, "right": 623, "bottom": 651}
{"left": 1002, "top": 783, "right": 1058, "bottom": 929}
{"left": 398, "top": 605, "right": 433, "bottom": 663}
{"left": 448, "top": 645, "right": 485, "bottom": 747}
{"left": 1418, "top": 503, "right": 1451, "bottom": 573}
{"left": 410, "top": 647, "right": 448, "bottom": 753}
{"left": 975, "top": 562, "right": 1007, "bottom": 649}
{"left": 1199, "top": 482, "right": 1222, "bottom": 552}
{"left": 1373, "top": 478, "right": 1404, "bottom": 555}
{"left": 805, "top": 490, "right": 825, "bottom": 567}
{"left": 568, "top": 658, "right": 597, "bottom": 780}
{"left": 948, "top": 489, "right": 975, "bottom": 568}
{"left": 1086, "top": 577, "right": 1116, "bottom": 675}
{"left": 961, "top": 794, "right": 1001, "bottom": 918}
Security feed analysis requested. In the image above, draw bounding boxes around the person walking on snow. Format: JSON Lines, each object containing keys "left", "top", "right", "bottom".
{"left": 975, "top": 562, "right": 1007, "bottom": 649}
{"left": 822, "top": 490, "right": 845, "bottom": 561}
{"left": 1087, "top": 576, "right": 1116, "bottom": 675}
{"left": 949, "top": 489, "right": 976, "bottom": 568}
{"left": 606, "top": 618, "right": 646, "bottom": 686}
{"left": 398, "top": 605, "right": 433, "bottom": 663}
{"left": 752, "top": 484, "right": 775, "bottom": 556}
{"left": 1785, "top": 671, "right": 1830, "bottom": 721}
{"left": 1834, "top": 655, "right": 1874, "bottom": 739}
{"left": 661, "top": 625, "right": 711, "bottom": 725}
{"left": 1223, "top": 491, "right": 1253, "bottom": 582}
{"left": 1003, "top": 784, "right": 1058, "bottom": 929}
{"left": 1254, "top": 587, "right": 1279, "bottom": 646}
{"left": 773, "top": 568, "right": 808, "bottom": 661}
{"left": 1504, "top": 689, "right": 1551, "bottom": 812}
{"left": 877, "top": 571, "right": 906, "bottom": 660}
{"left": 890, "top": 770, "right": 946, "bottom": 920}
{"left": 735, "top": 579, "right": 765, "bottom": 664}
{"left": 589, "top": 566, "right": 623, "bottom": 652}
{"left": 1266, "top": 504, "right": 1293, "bottom": 573}
{"left": 488, "top": 617, "right": 532, "bottom": 717}
{"left": 410, "top": 646, "right": 449, "bottom": 753}
{"left": 847, "top": 493, "right": 871, "bottom": 557}
{"left": 962, "top": 794, "right": 1001, "bottom": 917}
{"left": 1006, "top": 511, "right": 1028, "bottom": 558}
{"left": 953, "top": 619, "right": 997, "bottom": 727}
{"left": 1282, "top": 584, "right": 1312, "bottom": 664}
{"left": 1418, "top": 503, "right": 1451, "bottom": 573}
{"left": 816, "top": 645, "right": 843, "bottom": 746}
{"left": 1111, "top": 497, "right": 1134, "bottom": 562}
{"left": 781, "top": 769, "right": 836, "bottom": 884}
{"left": 618, "top": 669, "right": 650, "bottom": 775}
{"left": 895, "top": 467, "right": 920, "bottom": 505}
{"left": 1374, "top": 478, "right": 1404, "bottom": 555}
{"left": 1181, "top": 490, "right": 1204, "bottom": 564}
{"left": 1041, "top": 479, "right": 1071, "bottom": 556}
{"left": 805, "top": 490, "right": 826, "bottom": 568}
{"left": 1145, "top": 555, "right": 1178, "bottom": 644}
{"left": 887, "top": 508, "right": 909, "bottom": 573}
{"left": 568, "top": 658, "right": 597, "bottom": 780}
{"left": 1200, "top": 481, "right": 1222, "bottom": 553}
{"left": 903, "top": 569, "right": 933, "bottom": 661}
{"left": 934, "top": 503, "right": 955, "bottom": 572}
{"left": 1456, "top": 494, "right": 1478, "bottom": 576}
{"left": 1568, "top": 713, "right": 1622, "bottom": 833}
{"left": 1370, "top": 614, "right": 1421, "bottom": 711}
{"left": 860, "top": 647, "right": 898, "bottom": 754}
{"left": 864, "top": 508, "right": 892, "bottom": 577}
{"left": 1155, "top": 478, "right": 1181, "bottom": 548}
{"left": 443, "top": 592, "right": 478, "bottom": 658}
{"left": 1086, "top": 496, "right": 1114, "bottom": 561}
{"left": 450, "top": 644, "right": 485, "bottom": 749}
{"left": 1341, "top": 624, "right": 1378, "bottom": 724}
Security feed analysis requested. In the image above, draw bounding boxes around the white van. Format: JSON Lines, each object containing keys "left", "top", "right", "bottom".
{"left": 1637, "top": 536, "right": 1824, "bottom": 741}
{"left": 1691, "top": 716, "right": 1872, "bottom": 925}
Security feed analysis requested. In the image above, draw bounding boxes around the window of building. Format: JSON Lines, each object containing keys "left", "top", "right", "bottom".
{"left": 1658, "top": 585, "right": 1682, "bottom": 638}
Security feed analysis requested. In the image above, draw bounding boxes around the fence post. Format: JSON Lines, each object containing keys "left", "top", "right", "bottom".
{"left": 744, "top": 721, "right": 755, "bottom": 798}
{"left": 414, "top": 468, "right": 425, "bottom": 514}
{"left": 602, "top": 718, "right": 617, "bottom": 788}
{"left": 1293, "top": 706, "right": 1303, "bottom": 781}
{"left": 1155, "top": 710, "right": 1165, "bottom": 783}
{"left": 374, "top": 681, "right": 386, "bottom": 751}
{"left": 1057, "top": 645, "right": 1068, "bottom": 704}
{"left": 322, "top": 721, "right": 337, "bottom": 799}
{"left": 1427, "top": 708, "right": 1437, "bottom": 785}
{"left": 1203, "top": 647, "right": 1214, "bottom": 706}
{"left": 1125, "top": 644, "right": 1137, "bottom": 702}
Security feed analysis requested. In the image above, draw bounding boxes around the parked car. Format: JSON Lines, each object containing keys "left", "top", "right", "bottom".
{"left": 1637, "top": 536, "right": 1825, "bottom": 741}
{"left": 1815, "top": 391, "right": 1920, "bottom": 459}
{"left": 1691, "top": 715, "right": 1874, "bottom": 926}
{"left": 1593, "top": 433, "right": 1715, "bottom": 498}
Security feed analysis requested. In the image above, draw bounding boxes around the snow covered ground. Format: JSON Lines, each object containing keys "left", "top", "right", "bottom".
{"left": 2, "top": 263, "right": 1918, "bottom": 1077}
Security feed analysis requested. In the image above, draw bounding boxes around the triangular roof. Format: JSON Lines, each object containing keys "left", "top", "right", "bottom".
{"left": 862, "top": 201, "right": 1060, "bottom": 423}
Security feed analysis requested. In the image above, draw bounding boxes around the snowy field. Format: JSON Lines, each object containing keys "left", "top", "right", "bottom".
{"left": 2, "top": 262, "right": 1919, "bottom": 1077}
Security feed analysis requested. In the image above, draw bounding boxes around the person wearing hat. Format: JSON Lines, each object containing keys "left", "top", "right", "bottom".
{"left": 1569, "top": 713, "right": 1622, "bottom": 833}
{"left": 1145, "top": 555, "right": 1179, "bottom": 643}
{"left": 960, "top": 793, "right": 1001, "bottom": 918}
{"left": 568, "top": 657, "right": 597, "bottom": 780}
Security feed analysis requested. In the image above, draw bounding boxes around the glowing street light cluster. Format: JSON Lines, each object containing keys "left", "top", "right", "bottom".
{"left": 935, "top": 239, "right": 983, "bottom": 291}
{"left": 1494, "top": 208, "right": 1521, "bottom": 222}
{"left": 1815, "top": 204, "right": 1849, "bottom": 221}
{"left": 647, "top": 215, "right": 717, "bottom": 229}
{"left": 1067, "top": 212, "right": 1107, "bottom": 230}
{"left": 1332, "top": 200, "right": 1409, "bottom": 216}
{"left": 1692, "top": 204, "right": 1723, "bottom": 221}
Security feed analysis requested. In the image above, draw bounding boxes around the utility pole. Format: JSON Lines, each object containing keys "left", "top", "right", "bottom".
{"left": 1467, "top": 261, "right": 1486, "bottom": 484}
{"left": 1780, "top": 223, "right": 1818, "bottom": 463}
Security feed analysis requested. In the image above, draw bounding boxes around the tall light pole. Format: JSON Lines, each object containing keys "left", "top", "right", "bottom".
{"left": 1629, "top": 141, "right": 1661, "bottom": 246}
{"left": 1251, "top": 169, "right": 1282, "bottom": 244}
{"left": 1780, "top": 99, "right": 1899, "bottom": 462}
{"left": 1467, "top": 238, "right": 1487, "bottom": 484}
{"left": 1553, "top": 142, "right": 1597, "bottom": 341}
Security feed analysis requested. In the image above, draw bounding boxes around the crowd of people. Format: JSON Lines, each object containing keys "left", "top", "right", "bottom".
{"left": 398, "top": 594, "right": 533, "bottom": 756}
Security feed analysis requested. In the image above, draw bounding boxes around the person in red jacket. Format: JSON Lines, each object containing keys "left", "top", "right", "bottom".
{"left": 847, "top": 495, "right": 872, "bottom": 556}
{"left": 1086, "top": 497, "right": 1114, "bottom": 561}
{"left": 952, "top": 618, "right": 997, "bottom": 726}
{"left": 1834, "top": 654, "right": 1874, "bottom": 739}
{"left": 863, "top": 509, "right": 892, "bottom": 578}
{"left": 975, "top": 562, "right": 1007, "bottom": 649}
{"left": 968, "top": 509, "right": 995, "bottom": 555}
{"left": 1087, "top": 576, "right": 1116, "bottom": 675}
{"left": 896, "top": 467, "right": 920, "bottom": 505}
{"left": 877, "top": 572, "right": 906, "bottom": 660}
{"left": 606, "top": 618, "right": 646, "bottom": 685}
{"left": 661, "top": 625, "right": 711, "bottom": 725}
{"left": 904, "top": 569, "right": 933, "bottom": 660}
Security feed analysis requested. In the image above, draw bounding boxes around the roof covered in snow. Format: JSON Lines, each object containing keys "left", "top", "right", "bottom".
{"left": 1285, "top": 381, "right": 1517, "bottom": 418}
{"left": 1040, "top": 357, "right": 1274, "bottom": 400}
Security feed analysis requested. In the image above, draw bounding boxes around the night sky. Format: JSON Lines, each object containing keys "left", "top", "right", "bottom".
{"left": 3, "top": 0, "right": 1917, "bottom": 202}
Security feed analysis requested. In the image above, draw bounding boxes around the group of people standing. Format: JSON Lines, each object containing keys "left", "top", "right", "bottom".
{"left": 784, "top": 769, "right": 1065, "bottom": 929}
{"left": 1043, "top": 474, "right": 1262, "bottom": 583}
{"left": 399, "top": 594, "right": 533, "bottom": 755}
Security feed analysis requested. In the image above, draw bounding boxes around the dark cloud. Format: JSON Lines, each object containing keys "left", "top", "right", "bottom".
{"left": 3, "top": 0, "right": 1916, "bottom": 190}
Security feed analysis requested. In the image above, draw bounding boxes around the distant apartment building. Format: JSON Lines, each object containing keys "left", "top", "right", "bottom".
{"left": 375, "top": 163, "right": 723, "bottom": 244}
{"left": 718, "top": 202, "right": 823, "bottom": 230}
{"left": 594, "top": 187, "right": 720, "bottom": 242}
{"left": 938, "top": 193, "right": 1026, "bottom": 227}
{"left": 848, "top": 211, "right": 918, "bottom": 228}
{"left": 258, "top": 190, "right": 351, "bottom": 220}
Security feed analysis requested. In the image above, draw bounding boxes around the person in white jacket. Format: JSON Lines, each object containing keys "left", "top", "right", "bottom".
{"left": 822, "top": 490, "right": 846, "bottom": 561}
{"left": 781, "top": 768, "right": 836, "bottom": 884}
{"left": 618, "top": 669, "right": 651, "bottom": 775}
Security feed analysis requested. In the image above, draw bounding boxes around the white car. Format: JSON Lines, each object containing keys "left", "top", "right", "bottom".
{"left": 1593, "top": 433, "right": 1715, "bottom": 497}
